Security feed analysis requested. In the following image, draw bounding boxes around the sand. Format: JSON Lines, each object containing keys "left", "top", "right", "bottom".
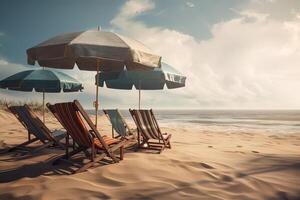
{"left": 0, "top": 109, "right": 300, "bottom": 200}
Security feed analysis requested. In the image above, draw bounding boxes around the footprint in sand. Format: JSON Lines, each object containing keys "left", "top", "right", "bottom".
{"left": 235, "top": 172, "right": 246, "bottom": 178}
{"left": 252, "top": 150, "right": 259, "bottom": 153}
{"left": 208, "top": 145, "right": 213, "bottom": 148}
{"left": 222, "top": 175, "right": 233, "bottom": 182}
{"left": 236, "top": 145, "right": 242, "bottom": 148}
{"left": 200, "top": 163, "right": 214, "bottom": 169}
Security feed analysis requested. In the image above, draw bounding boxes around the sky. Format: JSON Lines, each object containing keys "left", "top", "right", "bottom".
{"left": 1, "top": 0, "right": 300, "bottom": 109}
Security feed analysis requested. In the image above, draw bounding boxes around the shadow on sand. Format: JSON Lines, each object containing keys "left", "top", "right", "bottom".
{"left": 0, "top": 149, "right": 300, "bottom": 200}
{"left": 0, "top": 149, "right": 119, "bottom": 183}
{"left": 235, "top": 154, "right": 300, "bottom": 178}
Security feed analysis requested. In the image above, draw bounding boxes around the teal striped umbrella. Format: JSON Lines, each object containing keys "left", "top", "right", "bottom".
{"left": 98, "top": 62, "right": 186, "bottom": 109}
{"left": 0, "top": 69, "right": 83, "bottom": 122}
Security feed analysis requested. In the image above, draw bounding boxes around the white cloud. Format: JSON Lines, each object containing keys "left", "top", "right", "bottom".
{"left": 246, "top": 0, "right": 300, "bottom": 21}
{"left": 186, "top": 2, "right": 195, "bottom": 8}
{"left": 109, "top": 0, "right": 300, "bottom": 109}
{"left": 251, "top": 0, "right": 276, "bottom": 3}
{"left": 0, "top": 59, "right": 28, "bottom": 78}
{"left": 111, "top": 0, "right": 154, "bottom": 26}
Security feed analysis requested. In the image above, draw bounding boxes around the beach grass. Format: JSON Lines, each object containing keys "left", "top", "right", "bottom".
{"left": 0, "top": 98, "right": 47, "bottom": 112}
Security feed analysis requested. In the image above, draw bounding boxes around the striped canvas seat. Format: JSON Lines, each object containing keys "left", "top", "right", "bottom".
{"left": 47, "top": 100, "right": 126, "bottom": 173}
{"left": 129, "top": 109, "right": 171, "bottom": 153}
{"left": 10, "top": 106, "right": 50, "bottom": 141}
{"left": 103, "top": 109, "right": 134, "bottom": 138}
{"left": 51, "top": 102, "right": 93, "bottom": 148}
{"left": 94, "top": 136, "right": 120, "bottom": 149}
{"left": 6, "top": 105, "right": 66, "bottom": 153}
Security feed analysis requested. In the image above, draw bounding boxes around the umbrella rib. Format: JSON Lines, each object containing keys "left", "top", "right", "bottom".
{"left": 68, "top": 30, "right": 88, "bottom": 45}
{"left": 17, "top": 71, "right": 32, "bottom": 90}
{"left": 50, "top": 70, "right": 63, "bottom": 92}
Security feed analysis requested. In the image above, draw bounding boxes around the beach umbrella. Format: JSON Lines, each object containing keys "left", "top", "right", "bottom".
{"left": 0, "top": 69, "right": 83, "bottom": 122}
{"left": 97, "top": 62, "right": 186, "bottom": 109}
{"left": 27, "top": 29, "right": 161, "bottom": 127}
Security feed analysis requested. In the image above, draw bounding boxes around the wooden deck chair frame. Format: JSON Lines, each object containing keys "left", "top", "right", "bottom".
{"left": 5, "top": 104, "right": 65, "bottom": 153}
{"left": 103, "top": 109, "right": 134, "bottom": 139}
{"left": 47, "top": 100, "right": 126, "bottom": 173}
{"left": 129, "top": 109, "right": 171, "bottom": 153}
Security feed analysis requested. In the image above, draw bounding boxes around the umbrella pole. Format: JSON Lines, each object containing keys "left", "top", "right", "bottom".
{"left": 42, "top": 66, "right": 45, "bottom": 123}
{"left": 137, "top": 81, "right": 141, "bottom": 148}
{"left": 139, "top": 89, "right": 141, "bottom": 110}
{"left": 95, "top": 26, "right": 100, "bottom": 128}
{"left": 138, "top": 80, "right": 141, "bottom": 110}
{"left": 42, "top": 91, "right": 45, "bottom": 123}
{"left": 95, "top": 64, "right": 100, "bottom": 128}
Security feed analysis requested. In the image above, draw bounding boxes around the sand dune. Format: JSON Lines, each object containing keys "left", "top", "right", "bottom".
{"left": 0, "top": 110, "right": 300, "bottom": 200}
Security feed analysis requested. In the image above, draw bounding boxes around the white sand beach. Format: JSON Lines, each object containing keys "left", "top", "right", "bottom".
{"left": 0, "top": 109, "right": 299, "bottom": 200}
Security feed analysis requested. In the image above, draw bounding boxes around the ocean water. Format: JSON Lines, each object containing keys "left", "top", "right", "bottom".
{"left": 91, "top": 110, "right": 300, "bottom": 135}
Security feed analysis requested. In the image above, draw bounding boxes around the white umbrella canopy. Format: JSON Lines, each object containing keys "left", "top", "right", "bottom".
{"left": 27, "top": 30, "right": 161, "bottom": 71}
{"left": 26, "top": 29, "right": 161, "bottom": 127}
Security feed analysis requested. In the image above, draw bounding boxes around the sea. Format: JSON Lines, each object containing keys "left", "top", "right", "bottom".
{"left": 90, "top": 110, "right": 300, "bottom": 135}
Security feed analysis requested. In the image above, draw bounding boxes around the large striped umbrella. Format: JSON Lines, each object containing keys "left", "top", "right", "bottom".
{"left": 27, "top": 29, "right": 161, "bottom": 127}
{"left": 0, "top": 69, "right": 83, "bottom": 122}
{"left": 98, "top": 62, "right": 186, "bottom": 109}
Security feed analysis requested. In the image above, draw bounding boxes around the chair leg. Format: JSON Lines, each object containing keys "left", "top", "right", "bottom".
{"left": 140, "top": 139, "right": 148, "bottom": 147}
{"left": 167, "top": 135, "right": 172, "bottom": 149}
{"left": 109, "top": 152, "right": 119, "bottom": 163}
{"left": 119, "top": 147, "right": 124, "bottom": 160}
{"left": 159, "top": 145, "right": 165, "bottom": 154}
{"left": 60, "top": 146, "right": 86, "bottom": 160}
{"left": 164, "top": 134, "right": 172, "bottom": 149}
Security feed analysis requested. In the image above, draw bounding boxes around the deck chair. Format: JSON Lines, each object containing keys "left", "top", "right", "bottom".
{"left": 103, "top": 109, "right": 135, "bottom": 139}
{"left": 6, "top": 104, "right": 66, "bottom": 153}
{"left": 129, "top": 109, "right": 171, "bottom": 153}
{"left": 47, "top": 100, "right": 126, "bottom": 173}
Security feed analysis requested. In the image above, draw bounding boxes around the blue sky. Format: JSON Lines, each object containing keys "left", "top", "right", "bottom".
{"left": 0, "top": 0, "right": 242, "bottom": 63}
{"left": 0, "top": 0, "right": 121, "bottom": 64}
{"left": 1, "top": 0, "right": 300, "bottom": 109}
